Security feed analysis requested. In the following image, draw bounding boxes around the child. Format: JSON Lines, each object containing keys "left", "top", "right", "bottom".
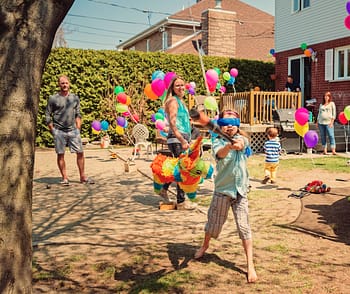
{"left": 194, "top": 109, "right": 258, "bottom": 283}
{"left": 262, "top": 127, "right": 281, "bottom": 184}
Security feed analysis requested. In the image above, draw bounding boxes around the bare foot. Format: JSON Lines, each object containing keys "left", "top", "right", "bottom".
{"left": 194, "top": 245, "right": 208, "bottom": 259}
{"left": 247, "top": 267, "right": 258, "bottom": 283}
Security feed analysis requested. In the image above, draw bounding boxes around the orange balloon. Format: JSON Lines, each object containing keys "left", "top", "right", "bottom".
{"left": 125, "top": 95, "right": 131, "bottom": 106}
{"left": 144, "top": 84, "right": 158, "bottom": 100}
{"left": 304, "top": 49, "right": 312, "bottom": 57}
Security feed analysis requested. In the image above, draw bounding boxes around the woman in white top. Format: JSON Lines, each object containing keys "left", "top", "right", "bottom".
{"left": 316, "top": 91, "right": 337, "bottom": 155}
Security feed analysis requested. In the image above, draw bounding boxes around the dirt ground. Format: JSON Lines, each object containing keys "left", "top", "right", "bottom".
{"left": 32, "top": 147, "right": 350, "bottom": 293}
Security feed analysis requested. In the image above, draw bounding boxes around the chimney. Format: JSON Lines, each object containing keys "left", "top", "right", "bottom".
{"left": 215, "top": 0, "right": 222, "bottom": 9}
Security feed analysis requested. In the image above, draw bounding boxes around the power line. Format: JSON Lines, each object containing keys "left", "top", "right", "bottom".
{"left": 87, "top": 0, "right": 172, "bottom": 16}
{"left": 63, "top": 21, "right": 136, "bottom": 35}
{"left": 65, "top": 38, "right": 116, "bottom": 46}
{"left": 67, "top": 13, "right": 149, "bottom": 26}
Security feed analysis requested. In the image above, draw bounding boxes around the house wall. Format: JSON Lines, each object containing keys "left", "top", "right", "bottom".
{"left": 275, "top": 0, "right": 348, "bottom": 52}
{"left": 275, "top": 37, "right": 350, "bottom": 118}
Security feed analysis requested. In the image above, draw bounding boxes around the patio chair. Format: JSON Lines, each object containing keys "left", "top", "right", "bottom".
{"left": 131, "top": 124, "right": 154, "bottom": 161}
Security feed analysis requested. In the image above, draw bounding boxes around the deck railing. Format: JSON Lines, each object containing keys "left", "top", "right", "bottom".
{"left": 219, "top": 91, "right": 302, "bottom": 125}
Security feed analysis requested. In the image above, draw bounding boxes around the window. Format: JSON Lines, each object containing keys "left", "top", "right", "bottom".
{"left": 325, "top": 46, "right": 350, "bottom": 81}
{"left": 293, "top": 0, "right": 310, "bottom": 12}
{"left": 335, "top": 46, "right": 350, "bottom": 80}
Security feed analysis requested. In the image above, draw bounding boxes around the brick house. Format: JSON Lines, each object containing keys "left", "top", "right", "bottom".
{"left": 274, "top": 0, "right": 350, "bottom": 115}
{"left": 117, "top": 0, "right": 274, "bottom": 61}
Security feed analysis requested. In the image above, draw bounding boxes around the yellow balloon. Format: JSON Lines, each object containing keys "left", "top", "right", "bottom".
{"left": 115, "top": 125, "right": 125, "bottom": 135}
{"left": 294, "top": 121, "right": 309, "bottom": 137}
{"left": 92, "top": 128, "right": 100, "bottom": 135}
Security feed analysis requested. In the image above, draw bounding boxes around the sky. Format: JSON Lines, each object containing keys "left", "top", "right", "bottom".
{"left": 60, "top": 0, "right": 275, "bottom": 50}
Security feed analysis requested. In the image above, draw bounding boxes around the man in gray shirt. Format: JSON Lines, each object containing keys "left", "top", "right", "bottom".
{"left": 45, "top": 75, "right": 93, "bottom": 185}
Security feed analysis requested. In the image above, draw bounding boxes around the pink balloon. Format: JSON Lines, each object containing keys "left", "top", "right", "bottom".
{"left": 345, "top": 15, "right": 350, "bottom": 30}
{"left": 117, "top": 92, "right": 127, "bottom": 104}
{"left": 206, "top": 69, "right": 219, "bottom": 84}
{"left": 155, "top": 119, "right": 166, "bottom": 130}
{"left": 151, "top": 78, "right": 166, "bottom": 97}
{"left": 164, "top": 72, "right": 176, "bottom": 89}
{"left": 230, "top": 68, "right": 239, "bottom": 77}
{"left": 122, "top": 111, "right": 130, "bottom": 117}
{"left": 295, "top": 108, "right": 309, "bottom": 126}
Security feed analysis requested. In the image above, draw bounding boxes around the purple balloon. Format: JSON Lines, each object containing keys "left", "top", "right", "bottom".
{"left": 91, "top": 120, "right": 101, "bottom": 131}
{"left": 151, "top": 113, "right": 156, "bottom": 122}
{"left": 188, "top": 87, "right": 195, "bottom": 95}
{"left": 304, "top": 130, "right": 318, "bottom": 148}
{"left": 347, "top": 1, "right": 350, "bottom": 14}
{"left": 116, "top": 116, "right": 126, "bottom": 127}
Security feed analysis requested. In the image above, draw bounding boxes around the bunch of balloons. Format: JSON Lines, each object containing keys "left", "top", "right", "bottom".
{"left": 206, "top": 67, "right": 238, "bottom": 94}
{"left": 345, "top": 1, "right": 350, "bottom": 30}
{"left": 269, "top": 48, "right": 276, "bottom": 57}
{"left": 91, "top": 119, "right": 109, "bottom": 135}
{"left": 115, "top": 116, "right": 128, "bottom": 135}
{"left": 338, "top": 105, "right": 350, "bottom": 125}
{"left": 294, "top": 107, "right": 319, "bottom": 148}
{"left": 300, "top": 43, "right": 314, "bottom": 58}
{"left": 151, "top": 108, "right": 168, "bottom": 132}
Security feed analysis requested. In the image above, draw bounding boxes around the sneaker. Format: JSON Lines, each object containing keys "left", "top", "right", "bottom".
{"left": 262, "top": 176, "right": 270, "bottom": 184}
{"left": 159, "top": 188, "right": 171, "bottom": 203}
{"left": 176, "top": 201, "right": 197, "bottom": 210}
{"left": 81, "top": 177, "right": 95, "bottom": 184}
{"left": 60, "top": 179, "right": 70, "bottom": 186}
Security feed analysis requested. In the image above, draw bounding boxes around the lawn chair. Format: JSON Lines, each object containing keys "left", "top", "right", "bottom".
{"left": 130, "top": 124, "right": 154, "bottom": 161}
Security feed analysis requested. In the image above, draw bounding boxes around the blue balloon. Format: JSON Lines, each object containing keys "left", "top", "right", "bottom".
{"left": 160, "top": 130, "right": 168, "bottom": 137}
{"left": 100, "top": 120, "right": 109, "bottom": 131}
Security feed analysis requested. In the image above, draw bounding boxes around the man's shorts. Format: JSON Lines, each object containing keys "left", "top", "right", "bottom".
{"left": 53, "top": 129, "right": 84, "bottom": 154}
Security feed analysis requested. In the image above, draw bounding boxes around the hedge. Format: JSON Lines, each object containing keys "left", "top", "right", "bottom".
{"left": 37, "top": 48, "right": 274, "bottom": 147}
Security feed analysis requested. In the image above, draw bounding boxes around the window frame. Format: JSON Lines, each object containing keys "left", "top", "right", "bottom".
{"left": 292, "top": 0, "right": 310, "bottom": 13}
{"left": 334, "top": 45, "right": 350, "bottom": 80}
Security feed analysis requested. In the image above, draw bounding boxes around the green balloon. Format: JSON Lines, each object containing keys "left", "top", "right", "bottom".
{"left": 223, "top": 72, "right": 230, "bottom": 81}
{"left": 214, "top": 67, "right": 221, "bottom": 75}
{"left": 300, "top": 43, "right": 308, "bottom": 50}
{"left": 114, "top": 85, "right": 124, "bottom": 95}
{"left": 344, "top": 105, "right": 350, "bottom": 120}
{"left": 116, "top": 103, "right": 128, "bottom": 113}
{"left": 204, "top": 96, "right": 218, "bottom": 111}
{"left": 154, "top": 113, "right": 164, "bottom": 121}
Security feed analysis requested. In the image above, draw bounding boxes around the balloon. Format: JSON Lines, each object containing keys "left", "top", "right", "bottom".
{"left": 151, "top": 113, "right": 156, "bottom": 122}
{"left": 151, "top": 78, "right": 166, "bottom": 97}
{"left": 114, "top": 86, "right": 124, "bottom": 95}
{"left": 155, "top": 119, "right": 166, "bottom": 130}
{"left": 295, "top": 108, "right": 309, "bottom": 126}
{"left": 122, "top": 111, "right": 130, "bottom": 117}
{"left": 154, "top": 112, "right": 164, "bottom": 121}
{"left": 117, "top": 92, "right": 127, "bottom": 104}
{"left": 204, "top": 96, "right": 218, "bottom": 111}
{"left": 223, "top": 72, "right": 231, "bottom": 81}
{"left": 115, "top": 125, "right": 125, "bottom": 135}
{"left": 117, "top": 116, "right": 126, "bottom": 127}
{"left": 344, "top": 105, "right": 350, "bottom": 120}
{"left": 190, "top": 81, "right": 196, "bottom": 89}
{"left": 144, "top": 84, "right": 158, "bottom": 100}
{"left": 228, "top": 76, "right": 235, "bottom": 85}
{"left": 208, "top": 83, "right": 216, "bottom": 93}
{"left": 160, "top": 130, "right": 168, "bottom": 137}
{"left": 123, "top": 120, "right": 128, "bottom": 128}
{"left": 132, "top": 114, "right": 139, "bottom": 123}
{"left": 185, "top": 83, "right": 191, "bottom": 90}
{"left": 151, "top": 70, "right": 165, "bottom": 81}
{"left": 188, "top": 87, "right": 195, "bottom": 95}
{"left": 92, "top": 128, "right": 100, "bottom": 135}
{"left": 125, "top": 95, "right": 131, "bottom": 106}
{"left": 338, "top": 112, "right": 348, "bottom": 125}
{"left": 214, "top": 67, "right": 221, "bottom": 75}
{"left": 347, "top": 1, "right": 350, "bottom": 14}
{"left": 304, "top": 130, "right": 318, "bottom": 148}
{"left": 157, "top": 108, "right": 165, "bottom": 116}
{"left": 100, "top": 120, "right": 109, "bottom": 131}
{"left": 91, "top": 120, "right": 101, "bottom": 131}
{"left": 300, "top": 43, "right": 308, "bottom": 50}
{"left": 345, "top": 15, "right": 350, "bottom": 30}
{"left": 219, "top": 86, "right": 226, "bottom": 93}
{"left": 304, "top": 49, "right": 312, "bottom": 57}
{"left": 206, "top": 69, "right": 219, "bottom": 84}
{"left": 116, "top": 103, "right": 128, "bottom": 113}
{"left": 294, "top": 121, "right": 309, "bottom": 137}
{"left": 164, "top": 71, "right": 176, "bottom": 89}
{"left": 269, "top": 48, "right": 275, "bottom": 55}
{"left": 230, "top": 68, "right": 238, "bottom": 77}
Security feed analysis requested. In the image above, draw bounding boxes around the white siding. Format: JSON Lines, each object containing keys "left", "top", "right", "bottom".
{"left": 275, "top": 0, "right": 349, "bottom": 52}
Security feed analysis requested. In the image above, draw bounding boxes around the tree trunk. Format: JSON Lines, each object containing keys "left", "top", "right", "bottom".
{"left": 0, "top": 1, "right": 74, "bottom": 292}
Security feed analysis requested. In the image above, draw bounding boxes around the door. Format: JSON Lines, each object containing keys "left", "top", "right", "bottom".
{"left": 288, "top": 55, "right": 312, "bottom": 104}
